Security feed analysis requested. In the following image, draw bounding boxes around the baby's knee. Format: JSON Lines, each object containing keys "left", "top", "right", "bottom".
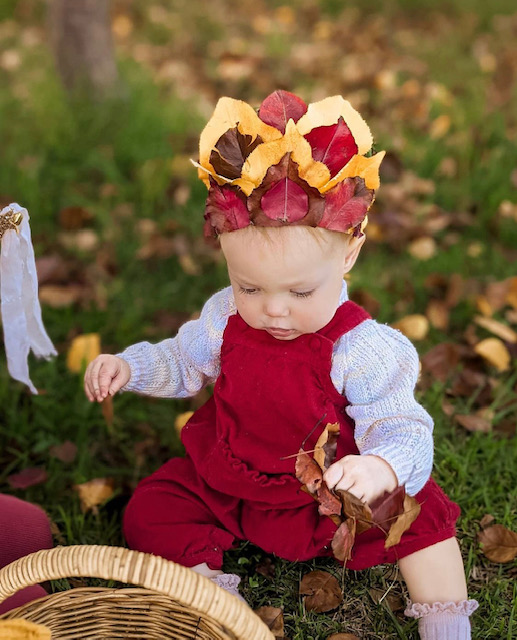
{"left": 0, "top": 495, "right": 52, "bottom": 566}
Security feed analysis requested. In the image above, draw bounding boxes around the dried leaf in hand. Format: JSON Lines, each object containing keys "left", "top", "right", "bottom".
{"left": 317, "top": 483, "right": 343, "bottom": 518}
{"left": 370, "top": 486, "right": 406, "bottom": 530}
{"left": 66, "top": 333, "right": 101, "bottom": 373}
{"left": 331, "top": 518, "right": 356, "bottom": 563}
{"left": 7, "top": 467, "right": 48, "bottom": 489}
{"left": 73, "top": 478, "right": 115, "bottom": 514}
{"left": 338, "top": 490, "right": 372, "bottom": 534}
{"left": 254, "top": 606, "right": 284, "bottom": 638}
{"left": 299, "top": 570, "right": 343, "bottom": 613}
{"left": 385, "top": 495, "right": 421, "bottom": 549}
{"left": 295, "top": 449, "right": 323, "bottom": 494}
{"left": 314, "top": 422, "right": 340, "bottom": 470}
{"left": 478, "top": 524, "right": 517, "bottom": 563}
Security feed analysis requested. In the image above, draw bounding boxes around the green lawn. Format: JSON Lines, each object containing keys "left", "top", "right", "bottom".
{"left": 1, "top": 1, "right": 516, "bottom": 638}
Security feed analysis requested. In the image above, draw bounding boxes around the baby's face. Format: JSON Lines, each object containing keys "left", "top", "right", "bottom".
{"left": 220, "top": 227, "right": 363, "bottom": 340}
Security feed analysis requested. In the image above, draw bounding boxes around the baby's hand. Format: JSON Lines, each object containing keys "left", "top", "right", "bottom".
{"left": 324, "top": 454, "right": 398, "bottom": 505}
{"left": 84, "top": 355, "right": 131, "bottom": 402}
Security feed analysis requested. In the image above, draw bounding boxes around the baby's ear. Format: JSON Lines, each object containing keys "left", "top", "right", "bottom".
{"left": 343, "top": 234, "right": 366, "bottom": 274}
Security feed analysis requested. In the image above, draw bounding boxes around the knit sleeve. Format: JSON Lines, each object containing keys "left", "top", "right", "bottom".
{"left": 337, "top": 320, "right": 434, "bottom": 496}
{"left": 117, "top": 287, "right": 235, "bottom": 398}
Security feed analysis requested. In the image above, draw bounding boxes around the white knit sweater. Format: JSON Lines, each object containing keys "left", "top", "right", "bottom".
{"left": 119, "top": 281, "right": 434, "bottom": 496}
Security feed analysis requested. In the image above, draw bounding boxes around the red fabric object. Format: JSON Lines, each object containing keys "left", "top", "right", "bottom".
{"left": 123, "top": 302, "right": 459, "bottom": 570}
{"left": 0, "top": 494, "right": 52, "bottom": 615}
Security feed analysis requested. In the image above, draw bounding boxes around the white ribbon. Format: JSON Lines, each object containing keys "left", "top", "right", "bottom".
{"left": 0, "top": 203, "right": 57, "bottom": 393}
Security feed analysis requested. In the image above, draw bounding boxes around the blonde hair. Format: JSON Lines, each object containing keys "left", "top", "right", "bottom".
{"left": 220, "top": 225, "right": 353, "bottom": 252}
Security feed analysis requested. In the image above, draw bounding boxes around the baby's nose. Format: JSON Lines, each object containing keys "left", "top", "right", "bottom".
{"left": 264, "top": 296, "right": 289, "bottom": 317}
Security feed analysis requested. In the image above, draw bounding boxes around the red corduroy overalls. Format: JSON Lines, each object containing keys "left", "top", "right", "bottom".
{"left": 123, "top": 301, "right": 459, "bottom": 569}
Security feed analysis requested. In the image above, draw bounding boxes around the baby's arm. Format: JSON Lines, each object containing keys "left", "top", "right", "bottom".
{"left": 84, "top": 287, "right": 235, "bottom": 402}
{"left": 324, "top": 320, "right": 434, "bottom": 502}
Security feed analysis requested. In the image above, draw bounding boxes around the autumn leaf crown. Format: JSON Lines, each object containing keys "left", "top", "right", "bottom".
{"left": 194, "top": 90, "right": 385, "bottom": 238}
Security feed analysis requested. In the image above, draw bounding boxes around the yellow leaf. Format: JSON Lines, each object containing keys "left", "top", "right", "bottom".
{"left": 474, "top": 338, "right": 511, "bottom": 372}
{"left": 392, "top": 315, "right": 430, "bottom": 341}
{"left": 320, "top": 151, "right": 385, "bottom": 193}
{"left": 66, "top": 333, "right": 101, "bottom": 373}
{"left": 73, "top": 478, "right": 115, "bottom": 514}
{"left": 507, "top": 277, "right": 517, "bottom": 310}
{"left": 237, "top": 119, "right": 330, "bottom": 195}
{"left": 474, "top": 316, "right": 517, "bottom": 343}
{"left": 426, "top": 300, "right": 449, "bottom": 330}
{"left": 296, "top": 95, "right": 373, "bottom": 154}
{"left": 175, "top": 411, "right": 194, "bottom": 434}
{"left": 198, "top": 97, "right": 282, "bottom": 187}
{"left": 429, "top": 114, "right": 451, "bottom": 139}
{"left": 0, "top": 619, "right": 51, "bottom": 640}
{"left": 408, "top": 237, "right": 437, "bottom": 261}
{"left": 475, "top": 295, "right": 494, "bottom": 317}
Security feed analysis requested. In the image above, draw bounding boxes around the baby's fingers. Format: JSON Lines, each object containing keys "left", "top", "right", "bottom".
{"left": 324, "top": 462, "right": 345, "bottom": 490}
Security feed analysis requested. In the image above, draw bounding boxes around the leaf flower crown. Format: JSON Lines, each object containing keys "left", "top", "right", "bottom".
{"left": 194, "top": 90, "right": 385, "bottom": 238}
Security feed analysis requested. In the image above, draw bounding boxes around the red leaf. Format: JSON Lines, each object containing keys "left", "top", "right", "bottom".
{"left": 304, "top": 118, "right": 358, "bottom": 176}
{"left": 7, "top": 467, "right": 48, "bottom": 489}
{"left": 261, "top": 177, "right": 309, "bottom": 222}
{"left": 210, "top": 127, "right": 262, "bottom": 179}
{"left": 370, "top": 485, "right": 406, "bottom": 529}
{"left": 331, "top": 518, "right": 356, "bottom": 563}
{"left": 385, "top": 495, "right": 421, "bottom": 548}
{"left": 258, "top": 90, "right": 308, "bottom": 133}
{"left": 317, "top": 483, "right": 343, "bottom": 517}
{"left": 319, "top": 178, "right": 374, "bottom": 233}
{"left": 204, "top": 180, "right": 250, "bottom": 236}
{"left": 295, "top": 449, "right": 323, "bottom": 494}
{"left": 247, "top": 153, "right": 325, "bottom": 227}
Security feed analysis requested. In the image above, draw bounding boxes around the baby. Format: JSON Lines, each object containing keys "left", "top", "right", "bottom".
{"left": 85, "top": 91, "right": 477, "bottom": 639}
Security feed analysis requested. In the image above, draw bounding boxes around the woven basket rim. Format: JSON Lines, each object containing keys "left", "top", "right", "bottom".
{"left": 0, "top": 545, "right": 274, "bottom": 640}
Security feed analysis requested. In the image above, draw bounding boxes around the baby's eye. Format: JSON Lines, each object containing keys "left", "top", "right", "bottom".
{"left": 239, "top": 286, "right": 258, "bottom": 295}
{"left": 292, "top": 290, "right": 314, "bottom": 298}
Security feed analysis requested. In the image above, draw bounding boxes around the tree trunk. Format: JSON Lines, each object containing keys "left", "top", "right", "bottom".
{"left": 48, "top": 0, "right": 121, "bottom": 98}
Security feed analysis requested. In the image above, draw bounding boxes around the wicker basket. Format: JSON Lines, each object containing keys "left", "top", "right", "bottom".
{"left": 0, "top": 545, "right": 275, "bottom": 639}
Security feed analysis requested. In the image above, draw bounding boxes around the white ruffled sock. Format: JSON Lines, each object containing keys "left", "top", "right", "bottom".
{"left": 405, "top": 599, "right": 479, "bottom": 640}
{"left": 211, "top": 573, "right": 247, "bottom": 604}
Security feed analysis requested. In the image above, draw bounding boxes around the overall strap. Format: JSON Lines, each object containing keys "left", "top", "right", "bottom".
{"left": 319, "top": 301, "right": 371, "bottom": 343}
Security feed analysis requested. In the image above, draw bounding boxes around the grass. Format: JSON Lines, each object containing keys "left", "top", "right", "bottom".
{"left": 1, "top": 1, "right": 517, "bottom": 638}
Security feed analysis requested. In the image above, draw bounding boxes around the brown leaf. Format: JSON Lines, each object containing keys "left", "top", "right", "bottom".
{"left": 254, "top": 606, "right": 284, "bottom": 638}
{"left": 7, "top": 467, "right": 48, "bottom": 489}
{"left": 210, "top": 127, "right": 262, "bottom": 179}
{"left": 314, "top": 422, "right": 340, "bottom": 470}
{"left": 73, "top": 478, "right": 115, "bottom": 514}
{"left": 385, "top": 495, "right": 421, "bottom": 549}
{"left": 370, "top": 486, "right": 406, "bottom": 530}
{"left": 338, "top": 490, "right": 372, "bottom": 534}
{"left": 421, "top": 343, "right": 462, "bottom": 382}
{"left": 58, "top": 205, "right": 93, "bottom": 230}
{"left": 39, "top": 284, "right": 84, "bottom": 308}
{"left": 49, "top": 440, "right": 77, "bottom": 463}
{"left": 479, "top": 514, "right": 495, "bottom": 529}
{"left": 295, "top": 449, "right": 323, "bottom": 494}
{"left": 426, "top": 299, "right": 449, "bottom": 330}
{"left": 327, "top": 635, "right": 360, "bottom": 640}
{"left": 478, "top": 524, "right": 517, "bottom": 563}
{"left": 369, "top": 586, "right": 405, "bottom": 612}
{"left": 102, "top": 395, "right": 114, "bottom": 429}
{"left": 474, "top": 316, "right": 517, "bottom": 343}
{"left": 255, "top": 557, "right": 276, "bottom": 579}
{"left": 299, "top": 570, "right": 343, "bottom": 613}
{"left": 317, "top": 483, "right": 343, "bottom": 518}
{"left": 454, "top": 414, "right": 491, "bottom": 433}
{"left": 331, "top": 518, "right": 356, "bottom": 563}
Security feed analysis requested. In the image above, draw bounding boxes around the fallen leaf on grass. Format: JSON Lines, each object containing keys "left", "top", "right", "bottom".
{"left": 73, "top": 478, "right": 115, "bottom": 514}
{"left": 254, "top": 606, "right": 284, "bottom": 638}
{"left": 67, "top": 333, "right": 101, "bottom": 373}
{"left": 369, "top": 586, "right": 405, "bottom": 611}
{"left": 421, "top": 342, "right": 462, "bottom": 382}
{"left": 407, "top": 237, "right": 437, "bottom": 261}
{"left": 39, "top": 284, "right": 84, "bottom": 308}
{"left": 426, "top": 299, "right": 449, "bottom": 330}
{"left": 392, "top": 314, "right": 429, "bottom": 340}
{"left": 454, "top": 414, "right": 491, "bottom": 433}
{"left": 299, "top": 570, "right": 343, "bottom": 613}
{"left": 474, "top": 337, "right": 511, "bottom": 372}
{"left": 7, "top": 467, "right": 48, "bottom": 489}
{"left": 474, "top": 315, "right": 517, "bottom": 343}
{"left": 478, "top": 524, "right": 517, "bottom": 563}
{"left": 255, "top": 557, "right": 275, "bottom": 579}
{"left": 49, "top": 440, "right": 77, "bottom": 463}
{"left": 384, "top": 495, "right": 421, "bottom": 549}
{"left": 327, "top": 634, "right": 360, "bottom": 640}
